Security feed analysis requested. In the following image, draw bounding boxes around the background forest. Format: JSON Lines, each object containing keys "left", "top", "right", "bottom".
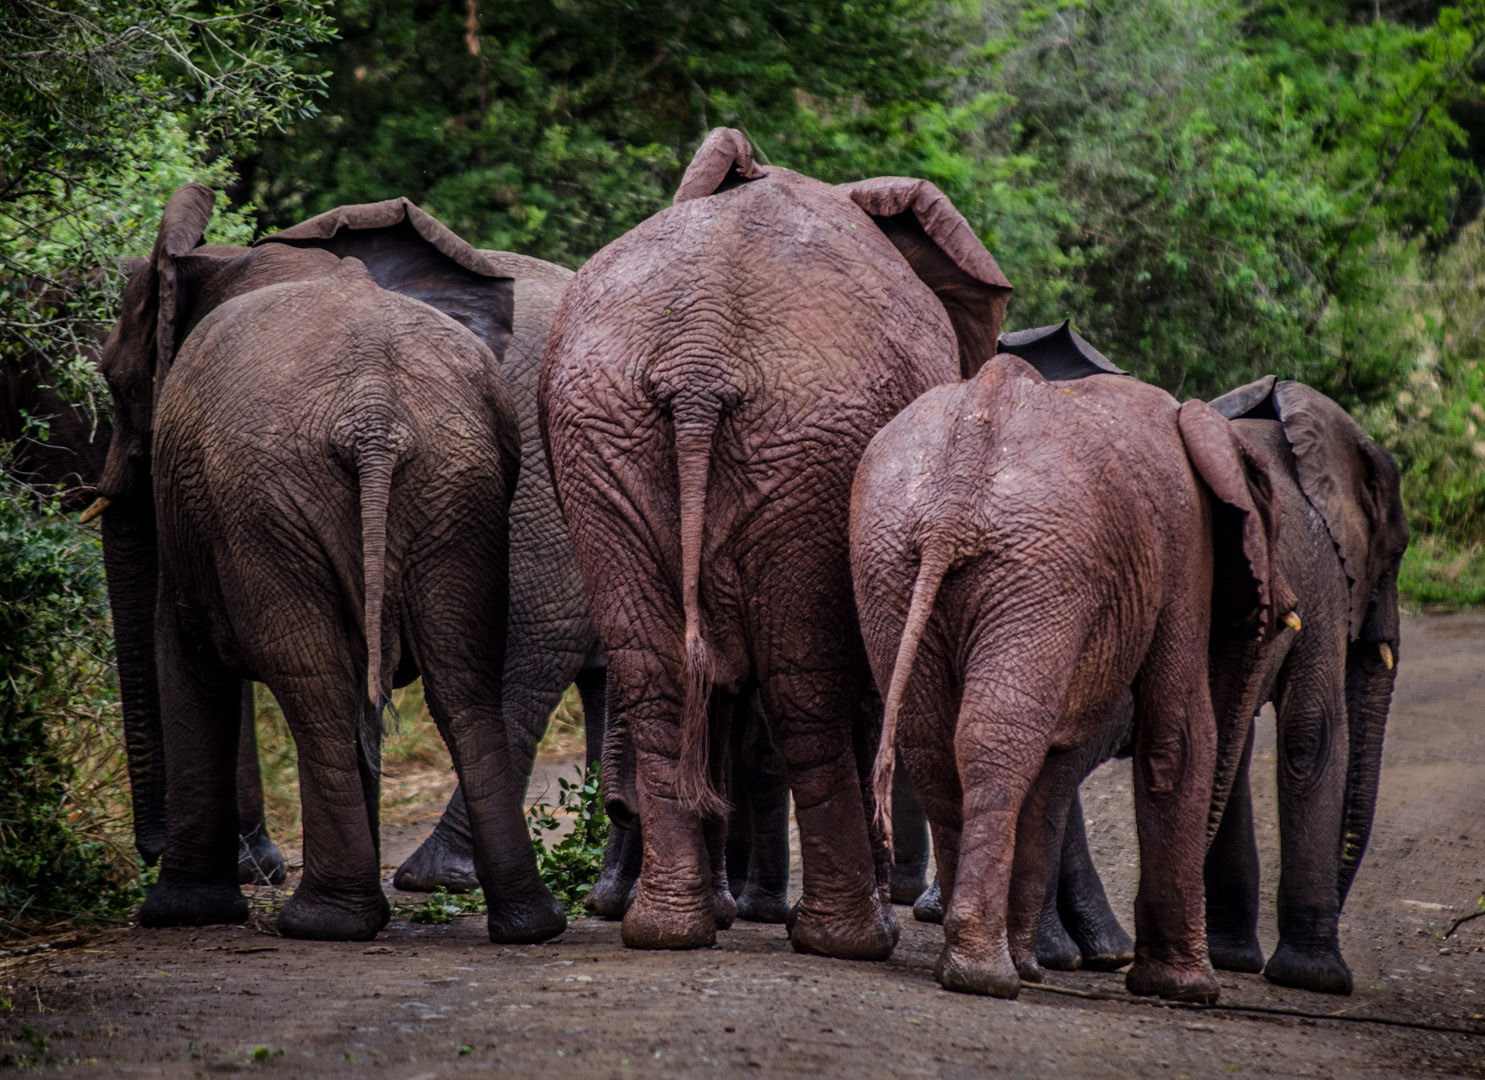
{"left": 2, "top": 0, "right": 1483, "bottom": 932}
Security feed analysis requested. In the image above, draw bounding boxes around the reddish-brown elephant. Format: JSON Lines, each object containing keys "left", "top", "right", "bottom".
{"left": 539, "top": 128, "right": 1012, "bottom": 958}
{"left": 851, "top": 354, "right": 1292, "bottom": 1000}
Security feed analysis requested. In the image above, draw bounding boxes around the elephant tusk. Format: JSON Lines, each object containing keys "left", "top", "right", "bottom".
{"left": 1379, "top": 642, "right": 1394, "bottom": 671}
{"left": 78, "top": 496, "right": 112, "bottom": 524}
{"left": 1282, "top": 611, "right": 1302, "bottom": 632}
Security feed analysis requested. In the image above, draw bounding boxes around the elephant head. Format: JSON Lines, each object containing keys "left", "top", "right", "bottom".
{"left": 1210, "top": 375, "right": 1408, "bottom": 900}
{"left": 91, "top": 184, "right": 514, "bottom": 862}
{"left": 672, "top": 127, "right": 1014, "bottom": 381}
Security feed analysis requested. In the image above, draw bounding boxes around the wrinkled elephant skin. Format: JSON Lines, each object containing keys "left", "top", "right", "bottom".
{"left": 851, "top": 356, "right": 1292, "bottom": 1002}
{"left": 539, "top": 128, "right": 1012, "bottom": 959}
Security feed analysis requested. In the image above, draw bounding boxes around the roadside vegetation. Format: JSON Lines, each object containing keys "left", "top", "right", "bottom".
{"left": 3, "top": 0, "right": 1482, "bottom": 936}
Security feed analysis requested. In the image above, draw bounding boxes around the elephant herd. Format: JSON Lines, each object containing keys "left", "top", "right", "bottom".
{"left": 34, "top": 127, "right": 1406, "bottom": 1005}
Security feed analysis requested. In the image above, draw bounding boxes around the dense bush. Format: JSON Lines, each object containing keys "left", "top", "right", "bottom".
{"left": 0, "top": 481, "right": 134, "bottom": 936}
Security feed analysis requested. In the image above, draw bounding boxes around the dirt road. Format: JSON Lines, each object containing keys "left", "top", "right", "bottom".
{"left": 3, "top": 613, "right": 1483, "bottom": 1077}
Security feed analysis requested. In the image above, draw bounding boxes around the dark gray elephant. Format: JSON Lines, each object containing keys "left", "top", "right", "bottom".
{"left": 540, "top": 127, "right": 1013, "bottom": 958}
{"left": 95, "top": 185, "right": 565, "bottom": 942}
{"left": 3, "top": 273, "right": 292, "bottom": 886}
{"left": 388, "top": 250, "right": 617, "bottom": 893}
{"left": 1201, "top": 376, "right": 1408, "bottom": 994}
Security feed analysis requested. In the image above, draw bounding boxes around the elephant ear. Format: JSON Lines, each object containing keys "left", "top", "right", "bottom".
{"left": 152, "top": 183, "right": 216, "bottom": 378}
{"left": 1270, "top": 381, "right": 1407, "bottom": 640}
{"left": 1209, "top": 375, "right": 1280, "bottom": 421}
{"left": 1177, "top": 399, "right": 1296, "bottom": 636}
{"left": 260, "top": 198, "right": 514, "bottom": 364}
{"left": 996, "top": 321, "right": 1126, "bottom": 380}
{"left": 842, "top": 177, "right": 1013, "bottom": 379}
{"left": 673, "top": 127, "right": 768, "bottom": 202}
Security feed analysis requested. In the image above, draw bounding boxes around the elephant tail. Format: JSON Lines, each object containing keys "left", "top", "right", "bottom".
{"left": 871, "top": 543, "right": 954, "bottom": 849}
{"left": 355, "top": 438, "right": 398, "bottom": 721}
{"left": 673, "top": 399, "right": 728, "bottom": 818}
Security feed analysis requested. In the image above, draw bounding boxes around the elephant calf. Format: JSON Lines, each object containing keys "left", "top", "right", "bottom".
{"left": 851, "top": 354, "right": 1292, "bottom": 1001}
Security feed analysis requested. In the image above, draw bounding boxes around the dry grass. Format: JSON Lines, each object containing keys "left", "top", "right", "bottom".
{"left": 252, "top": 678, "right": 589, "bottom": 851}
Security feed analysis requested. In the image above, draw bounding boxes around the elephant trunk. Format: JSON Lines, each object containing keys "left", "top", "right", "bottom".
{"left": 1205, "top": 628, "right": 1271, "bottom": 849}
{"left": 100, "top": 496, "right": 166, "bottom": 863}
{"left": 672, "top": 399, "right": 727, "bottom": 818}
{"left": 1337, "top": 635, "right": 1398, "bottom": 906}
{"left": 871, "top": 544, "right": 953, "bottom": 849}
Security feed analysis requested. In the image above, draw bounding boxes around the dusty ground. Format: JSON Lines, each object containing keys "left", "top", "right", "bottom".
{"left": 3, "top": 613, "right": 1483, "bottom": 1078}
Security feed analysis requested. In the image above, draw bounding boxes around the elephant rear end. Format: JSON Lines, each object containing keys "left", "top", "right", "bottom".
{"left": 538, "top": 129, "right": 1013, "bottom": 961}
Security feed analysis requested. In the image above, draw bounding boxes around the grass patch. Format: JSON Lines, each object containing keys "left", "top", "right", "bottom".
{"left": 252, "top": 678, "right": 589, "bottom": 855}
{"left": 1399, "top": 535, "right": 1485, "bottom": 611}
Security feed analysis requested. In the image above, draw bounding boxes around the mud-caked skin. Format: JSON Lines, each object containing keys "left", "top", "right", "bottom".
{"left": 851, "top": 357, "right": 1295, "bottom": 1002}
{"left": 539, "top": 128, "right": 1012, "bottom": 960}
{"left": 103, "top": 186, "right": 564, "bottom": 943}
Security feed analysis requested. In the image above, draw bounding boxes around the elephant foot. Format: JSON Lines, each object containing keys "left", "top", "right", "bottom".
{"left": 587, "top": 865, "right": 637, "bottom": 920}
{"left": 1263, "top": 941, "right": 1353, "bottom": 995}
{"left": 622, "top": 884, "right": 716, "bottom": 950}
{"left": 935, "top": 942, "right": 1021, "bottom": 999}
{"left": 237, "top": 825, "right": 287, "bottom": 886}
{"left": 712, "top": 883, "right": 738, "bottom": 931}
{"left": 278, "top": 883, "right": 390, "bottom": 941}
{"left": 889, "top": 865, "right": 929, "bottom": 906}
{"left": 1073, "top": 918, "right": 1135, "bottom": 972}
{"left": 138, "top": 879, "right": 248, "bottom": 928}
{"left": 912, "top": 879, "right": 944, "bottom": 924}
{"left": 392, "top": 826, "right": 479, "bottom": 893}
{"left": 789, "top": 892, "right": 897, "bottom": 961}
{"left": 486, "top": 890, "right": 567, "bottom": 945}
{"left": 1034, "top": 913, "right": 1083, "bottom": 971}
{"left": 1126, "top": 958, "right": 1220, "bottom": 1003}
{"left": 1207, "top": 930, "right": 1265, "bottom": 974}
{"left": 735, "top": 884, "right": 790, "bottom": 924}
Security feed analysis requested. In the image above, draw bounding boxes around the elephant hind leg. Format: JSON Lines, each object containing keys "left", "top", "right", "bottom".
{"left": 1125, "top": 609, "right": 1220, "bottom": 1003}
{"left": 269, "top": 673, "right": 390, "bottom": 942}
{"left": 935, "top": 676, "right": 1055, "bottom": 999}
{"left": 401, "top": 541, "right": 566, "bottom": 946}
{"left": 761, "top": 665, "right": 896, "bottom": 962}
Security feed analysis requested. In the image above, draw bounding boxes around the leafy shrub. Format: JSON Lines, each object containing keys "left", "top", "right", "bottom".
{"left": 527, "top": 764, "right": 608, "bottom": 917}
{"left": 0, "top": 475, "right": 136, "bottom": 937}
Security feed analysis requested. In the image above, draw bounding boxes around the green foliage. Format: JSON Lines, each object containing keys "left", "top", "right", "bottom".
{"left": 0, "top": 479, "right": 134, "bottom": 936}
{"left": 407, "top": 886, "right": 486, "bottom": 923}
{"left": 244, "top": 0, "right": 959, "bottom": 263}
{"left": 0, "top": 0, "right": 334, "bottom": 411}
{"left": 956, "top": 0, "right": 1485, "bottom": 407}
{"left": 527, "top": 763, "right": 608, "bottom": 916}
{"left": 400, "top": 762, "right": 607, "bottom": 923}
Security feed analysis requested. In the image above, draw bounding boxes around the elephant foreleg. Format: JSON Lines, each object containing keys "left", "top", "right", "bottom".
{"left": 889, "top": 769, "right": 931, "bottom": 905}
{"left": 1054, "top": 791, "right": 1133, "bottom": 971}
{"left": 1124, "top": 613, "right": 1220, "bottom": 1004}
{"left": 728, "top": 688, "right": 791, "bottom": 924}
{"left": 1264, "top": 644, "right": 1353, "bottom": 995}
{"left": 136, "top": 586, "right": 248, "bottom": 929}
{"left": 1204, "top": 719, "right": 1263, "bottom": 972}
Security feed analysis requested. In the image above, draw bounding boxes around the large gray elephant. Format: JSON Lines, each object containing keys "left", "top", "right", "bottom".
{"left": 851, "top": 354, "right": 1291, "bottom": 1001}
{"left": 539, "top": 127, "right": 1012, "bottom": 958}
{"left": 94, "top": 185, "right": 565, "bottom": 942}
